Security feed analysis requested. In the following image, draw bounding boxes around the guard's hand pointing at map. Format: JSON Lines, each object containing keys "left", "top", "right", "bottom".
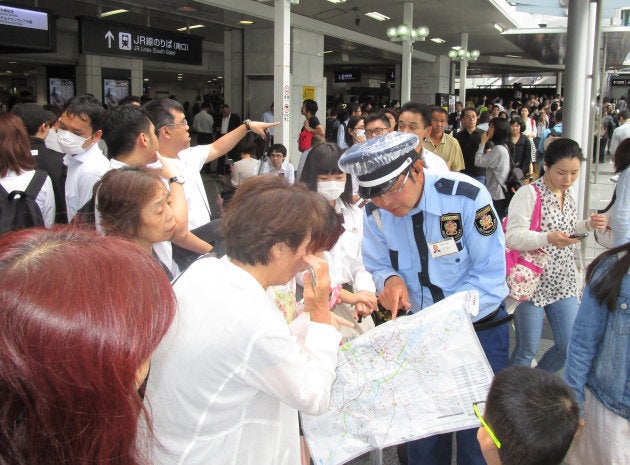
{"left": 378, "top": 275, "right": 411, "bottom": 319}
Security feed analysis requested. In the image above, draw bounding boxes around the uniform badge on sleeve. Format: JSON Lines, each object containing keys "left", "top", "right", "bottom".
{"left": 440, "top": 213, "right": 463, "bottom": 241}
{"left": 474, "top": 205, "right": 498, "bottom": 236}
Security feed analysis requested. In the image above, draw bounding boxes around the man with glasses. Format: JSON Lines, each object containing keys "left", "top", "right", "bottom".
{"left": 476, "top": 366, "right": 580, "bottom": 465}
{"left": 339, "top": 131, "right": 510, "bottom": 465}
{"left": 101, "top": 104, "right": 197, "bottom": 275}
{"left": 259, "top": 143, "right": 295, "bottom": 184}
{"left": 397, "top": 102, "right": 449, "bottom": 172}
{"left": 423, "top": 106, "right": 465, "bottom": 172}
{"left": 364, "top": 112, "right": 392, "bottom": 140}
{"left": 142, "top": 99, "right": 277, "bottom": 267}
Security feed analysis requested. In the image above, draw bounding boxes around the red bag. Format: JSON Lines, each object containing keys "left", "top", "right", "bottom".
{"left": 298, "top": 127, "right": 313, "bottom": 152}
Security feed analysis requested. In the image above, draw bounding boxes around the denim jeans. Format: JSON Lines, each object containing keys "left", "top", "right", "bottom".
{"left": 510, "top": 296, "right": 578, "bottom": 372}
{"left": 472, "top": 175, "right": 486, "bottom": 186}
{"left": 407, "top": 310, "right": 510, "bottom": 465}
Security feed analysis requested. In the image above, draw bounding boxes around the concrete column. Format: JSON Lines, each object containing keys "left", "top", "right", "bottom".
{"left": 556, "top": 71, "right": 563, "bottom": 96}
{"left": 400, "top": 2, "right": 413, "bottom": 104}
{"left": 564, "top": 0, "right": 599, "bottom": 218}
{"left": 274, "top": 0, "right": 291, "bottom": 151}
{"left": 459, "top": 33, "right": 468, "bottom": 106}
{"left": 449, "top": 61, "right": 456, "bottom": 95}
{"left": 291, "top": 28, "right": 324, "bottom": 166}
{"left": 224, "top": 30, "right": 244, "bottom": 112}
{"left": 223, "top": 31, "right": 233, "bottom": 106}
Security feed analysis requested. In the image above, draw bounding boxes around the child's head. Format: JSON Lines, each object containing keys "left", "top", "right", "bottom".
{"left": 477, "top": 366, "right": 579, "bottom": 465}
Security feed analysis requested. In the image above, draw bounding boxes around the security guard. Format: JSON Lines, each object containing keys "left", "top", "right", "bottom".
{"left": 339, "top": 131, "right": 510, "bottom": 465}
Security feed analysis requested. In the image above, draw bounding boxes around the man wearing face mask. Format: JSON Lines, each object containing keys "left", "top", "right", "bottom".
{"left": 259, "top": 144, "right": 295, "bottom": 184}
{"left": 58, "top": 95, "right": 109, "bottom": 222}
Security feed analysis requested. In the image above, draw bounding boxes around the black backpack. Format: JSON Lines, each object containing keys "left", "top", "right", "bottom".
{"left": 0, "top": 170, "right": 48, "bottom": 235}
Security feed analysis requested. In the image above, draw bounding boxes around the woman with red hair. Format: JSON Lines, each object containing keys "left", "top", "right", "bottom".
{"left": 0, "top": 228, "right": 176, "bottom": 465}
{"left": 0, "top": 112, "right": 55, "bottom": 228}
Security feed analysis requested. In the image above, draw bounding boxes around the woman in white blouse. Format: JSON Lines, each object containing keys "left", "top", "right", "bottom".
{"left": 505, "top": 138, "right": 607, "bottom": 372}
{"left": 0, "top": 113, "right": 55, "bottom": 227}
{"left": 141, "top": 176, "right": 344, "bottom": 465}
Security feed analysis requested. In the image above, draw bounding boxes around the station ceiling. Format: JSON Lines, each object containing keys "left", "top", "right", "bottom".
{"left": 1, "top": 0, "right": 629, "bottom": 83}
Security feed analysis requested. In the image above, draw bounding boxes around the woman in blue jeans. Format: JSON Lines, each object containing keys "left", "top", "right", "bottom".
{"left": 563, "top": 242, "right": 630, "bottom": 464}
{"left": 505, "top": 138, "right": 607, "bottom": 371}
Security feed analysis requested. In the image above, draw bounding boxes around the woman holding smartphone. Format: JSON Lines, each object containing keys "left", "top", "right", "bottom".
{"left": 505, "top": 138, "right": 607, "bottom": 372}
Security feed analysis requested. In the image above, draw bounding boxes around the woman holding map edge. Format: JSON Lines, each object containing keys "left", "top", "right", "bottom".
{"left": 139, "top": 176, "right": 344, "bottom": 465}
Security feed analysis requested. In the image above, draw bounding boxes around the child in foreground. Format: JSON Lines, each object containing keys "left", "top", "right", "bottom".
{"left": 476, "top": 366, "right": 581, "bottom": 465}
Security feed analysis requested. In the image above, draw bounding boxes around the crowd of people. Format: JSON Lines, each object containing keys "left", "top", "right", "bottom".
{"left": 0, "top": 89, "right": 629, "bottom": 465}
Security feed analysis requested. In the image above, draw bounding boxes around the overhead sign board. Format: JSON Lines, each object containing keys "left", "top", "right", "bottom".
{"left": 0, "top": 4, "right": 54, "bottom": 52}
{"left": 611, "top": 78, "right": 630, "bottom": 86}
{"left": 79, "top": 17, "right": 203, "bottom": 65}
{"left": 334, "top": 68, "right": 361, "bottom": 83}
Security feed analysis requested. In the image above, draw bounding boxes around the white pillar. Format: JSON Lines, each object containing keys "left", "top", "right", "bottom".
{"left": 400, "top": 2, "right": 413, "bottom": 104}
{"left": 564, "top": 0, "right": 599, "bottom": 218}
{"left": 274, "top": 0, "right": 291, "bottom": 150}
{"left": 460, "top": 33, "right": 468, "bottom": 106}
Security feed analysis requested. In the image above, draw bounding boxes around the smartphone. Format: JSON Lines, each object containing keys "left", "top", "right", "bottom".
{"left": 569, "top": 233, "right": 589, "bottom": 239}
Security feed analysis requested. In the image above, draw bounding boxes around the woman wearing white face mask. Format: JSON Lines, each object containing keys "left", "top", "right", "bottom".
{"left": 300, "top": 142, "right": 378, "bottom": 342}
{"left": 345, "top": 116, "right": 366, "bottom": 148}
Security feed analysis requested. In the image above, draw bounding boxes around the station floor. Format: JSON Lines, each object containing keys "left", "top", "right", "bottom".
{"left": 198, "top": 151, "right": 618, "bottom": 465}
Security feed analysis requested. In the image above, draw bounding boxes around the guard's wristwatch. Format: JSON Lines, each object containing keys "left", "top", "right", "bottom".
{"left": 168, "top": 175, "right": 186, "bottom": 185}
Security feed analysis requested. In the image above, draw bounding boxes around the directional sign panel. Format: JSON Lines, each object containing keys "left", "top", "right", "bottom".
{"left": 79, "top": 17, "right": 203, "bottom": 65}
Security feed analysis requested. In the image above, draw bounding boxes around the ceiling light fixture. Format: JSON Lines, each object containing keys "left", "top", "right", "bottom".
{"left": 494, "top": 23, "right": 505, "bottom": 33}
{"left": 387, "top": 24, "right": 430, "bottom": 42}
{"left": 177, "top": 24, "right": 204, "bottom": 31}
{"left": 448, "top": 47, "right": 480, "bottom": 61}
{"left": 326, "top": 0, "right": 347, "bottom": 3}
{"left": 100, "top": 9, "right": 128, "bottom": 18}
{"left": 364, "top": 12, "right": 390, "bottom": 22}
{"left": 239, "top": 20, "right": 254, "bottom": 25}
{"left": 430, "top": 38, "right": 446, "bottom": 44}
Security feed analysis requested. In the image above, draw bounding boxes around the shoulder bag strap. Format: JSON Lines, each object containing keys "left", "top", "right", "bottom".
{"left": 25, "top": 170, "right": 48, "bottom": 198}
{"left": 530, "top": 184, "right": 542, "bottom": 231}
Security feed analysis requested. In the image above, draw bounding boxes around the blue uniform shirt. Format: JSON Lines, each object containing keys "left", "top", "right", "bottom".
{"left": 362, "top": 171, "right": 508, "bottom": 321}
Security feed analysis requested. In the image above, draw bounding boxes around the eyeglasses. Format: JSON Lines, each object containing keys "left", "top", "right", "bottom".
{"left": 380, "top": 169, "right": 411, "bottom": 198}
{"left": 269, "top": 153, "right": 284, "bottom": 158}
{"left": 365, "top": 127, "right": 388, "bottom": 137}
{"left": 473, "top": 402, "right": 501, "bottom": 449}
{"left": 155, "top": 121, "right": 189, "bottom": 134}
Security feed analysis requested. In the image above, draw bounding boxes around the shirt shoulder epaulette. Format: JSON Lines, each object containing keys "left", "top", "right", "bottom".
{"left": 434, "top": 178, "right": 480, "bottom": 200}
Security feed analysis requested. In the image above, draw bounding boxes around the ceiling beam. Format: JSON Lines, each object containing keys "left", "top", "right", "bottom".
{"left": 193, "top": 0, "right": 436, "bottom": 62}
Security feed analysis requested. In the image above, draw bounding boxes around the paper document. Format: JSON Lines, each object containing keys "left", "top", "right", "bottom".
{"left": 301, "top": 291, "right": 493, "bottom": 465}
